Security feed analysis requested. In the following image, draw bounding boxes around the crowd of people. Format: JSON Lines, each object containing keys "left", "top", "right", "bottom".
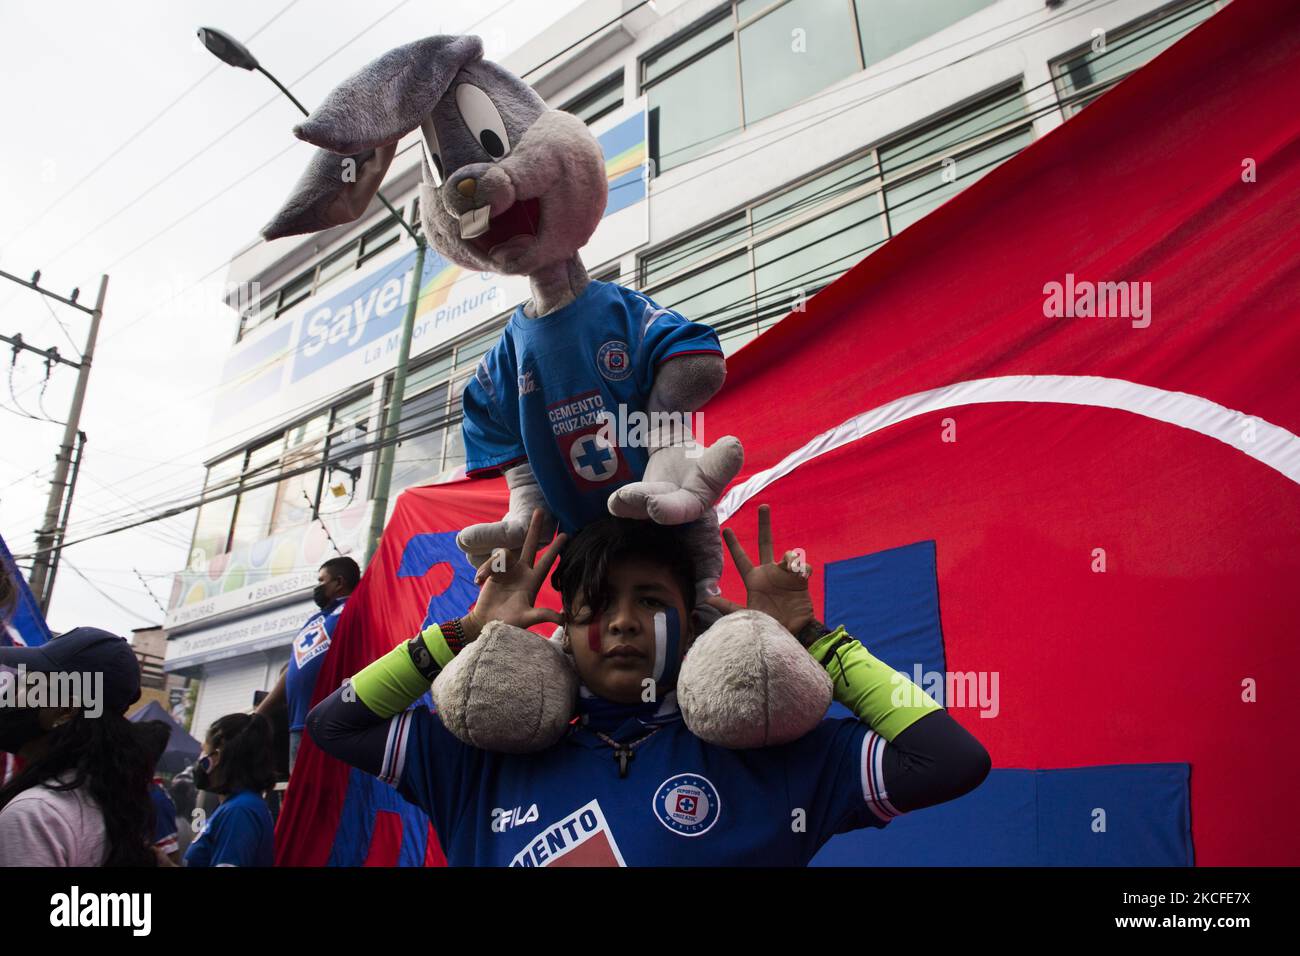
{"left": 0, "top": 507, "right": 990, "bottom": 867}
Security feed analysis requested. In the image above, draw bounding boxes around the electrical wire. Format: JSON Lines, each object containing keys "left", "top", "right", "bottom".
{"left": 62, "top": 560, "right": 159, "bottom": 625}
{"left": 0, "top": 0, "right": 305, "bottom": 249}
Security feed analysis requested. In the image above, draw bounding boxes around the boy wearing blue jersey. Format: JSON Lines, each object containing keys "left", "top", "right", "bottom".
{"left": 308, "top": 508, "right": 989, "bottom": 866}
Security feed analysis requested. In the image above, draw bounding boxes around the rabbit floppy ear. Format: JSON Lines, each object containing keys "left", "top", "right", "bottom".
{"left": 262, "top": 35, "right": 482, "bottom": 240}
{"left": 262, "top": 143, "right": 397, "bottom": 240}
{"left": 294, "top": 35, "right": 483, "bottom": 154}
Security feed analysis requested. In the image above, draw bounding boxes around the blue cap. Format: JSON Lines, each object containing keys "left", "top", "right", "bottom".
{"left": 0, "top": 627, "right": 142, "bottom": 715}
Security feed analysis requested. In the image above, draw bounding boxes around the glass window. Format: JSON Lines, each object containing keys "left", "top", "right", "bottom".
{"left": 441, "top": 374, "right": 472, "bottom": 472}
{"left": 321, "top": 394, "right": 372, "bottom": 516}
{"left": 643, "top": 15, "right": 733, "bottom": 83}
{"left": 405, "top": 353, "right": 455, "bottom": 396}
{"left": 751, "top": 152, "right": 877, "bottom": 235}
{"left": 753, "top": 193, "right": 886, "bottom": 316}
{"left": 738, "top": 0, "right": 860, "bottom": 123}
{"left": 454, "top": 327, "right": 502, "bottom": 371}
{"left": 390, "top": 382, "right": 451, "bottom": 492}
{"left": 229, "top": 440, "right": 282, "bottom": 550}
{"left": 561, "top": 72, "right": 624, "bottom": 126}
{"left": 275, "top": 270, "right": 314, "bottom": 317}
{"left": 359, "top": 215, "right": 403, "bottom": 264}
{"left": 879, "top": 86, "right": 1028, "bottom": 179}
{"left": 647, "top": 250, "right": 756, "bottom": 347}
{"left": 885, "top": 128, "right": 1032, "bottom": 234}
{"left": 270, "top": 414, "right": 327, "bottom": 534}
{"left": 854, "top": 0, "right": 996, "bottom": 69}
{"left": 189, "top": 456, "right": 241, "bottom": 569}
{"left": 643, "top": 215, "right": 748, "bottom": 288}
{"left": 1054, "top": 0, "right": 1218, "bottom": 115}
{"left": 648, "top": 41, "right": 741, "bottom": 173}
{"left": 316, "top": 240, "right": 360, "bottom": 290}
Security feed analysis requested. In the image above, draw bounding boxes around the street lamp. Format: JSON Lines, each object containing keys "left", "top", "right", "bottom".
{"left": 199, "top": 26, "right": 429, "bottom": 563}
{"left": 197, "top": 27, "right": 311, "bottom": 116}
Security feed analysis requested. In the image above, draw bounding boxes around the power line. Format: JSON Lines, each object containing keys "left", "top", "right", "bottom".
{"left": 62, "top": 560, "right": 158, "bottom": 625}
{"left": 0, "top": 0, "right": 305, "bottom": 249}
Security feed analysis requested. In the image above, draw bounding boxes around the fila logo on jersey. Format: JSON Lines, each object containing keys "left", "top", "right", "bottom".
{"left": 491, "top": 804, "right": 540, "bottom": 832}
{"left": 293, "top": 619, "right": 330, "bottom": 669}
{"left": 510, "top": 799, "right": 627, "bottom": 867}
{"left": 596, "top": 340, "right": 632, "bottom": 382}
{"left": 653, "top": 773, "right": 721, "bottom": 836}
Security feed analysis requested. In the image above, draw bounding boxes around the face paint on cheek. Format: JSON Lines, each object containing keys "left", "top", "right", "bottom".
{"left": 587, "top": 615, "right": 602, "bottom": 653}
{"left": 652, "top": 607, "right": 682, "bottom": 689}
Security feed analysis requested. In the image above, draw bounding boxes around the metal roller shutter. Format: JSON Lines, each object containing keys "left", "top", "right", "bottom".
{"left": 190, "top": 655, "right": 270, "bottom": 743}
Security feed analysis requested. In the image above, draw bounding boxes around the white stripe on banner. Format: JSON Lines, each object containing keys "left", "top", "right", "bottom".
{"left": 716, "top": 375, "right": 1300, "bottom": 522}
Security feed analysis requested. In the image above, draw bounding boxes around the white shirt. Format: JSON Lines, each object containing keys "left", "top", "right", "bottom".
{"left": 0, "top": 772, "right": 108, "bottom": 867}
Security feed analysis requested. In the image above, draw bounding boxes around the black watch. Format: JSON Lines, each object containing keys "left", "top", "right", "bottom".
{"left": 795, "top": 617, "right": 829, "bottom": 648}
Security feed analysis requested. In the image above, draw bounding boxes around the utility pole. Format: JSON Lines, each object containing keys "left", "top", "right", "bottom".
{"left": 40, "top": 430, "right": 87, "bottom": 614}
{"left": 365, "top": 236, "right": 426, "bottom": 561}
{"left": 27, "top": 273, "right": 109, "bottom": 612}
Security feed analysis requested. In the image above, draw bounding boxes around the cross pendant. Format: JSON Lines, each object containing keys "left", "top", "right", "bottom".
{"left": 616, "top": 747, "right": 633, "bottom": 778}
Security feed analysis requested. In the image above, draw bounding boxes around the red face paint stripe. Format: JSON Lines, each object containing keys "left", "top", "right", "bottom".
{"left": 587, "top": 616, "right": 602, "bottom": 652}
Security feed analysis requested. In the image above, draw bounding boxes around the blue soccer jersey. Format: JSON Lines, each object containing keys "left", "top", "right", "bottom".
{"left": 149, "top": 782, "right": 179, "bottom": 856}
{"left": 286, "top": 598, "right": 347, "bottom": 732}
{"left": 378, "top": 705, "right": 897, "bottom": 866}
{"left": 183, "top": 790, "right": 274, "bottom": 868}
{"left": 462, "top": 281, "right": 723, "bottom": 534}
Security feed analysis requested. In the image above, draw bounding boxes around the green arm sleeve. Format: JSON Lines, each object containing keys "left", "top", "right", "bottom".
{"left": 351, "top": 624, "right": 456, "bottom": 719}
{"left": 807, "top": 627, "right": 941, "bottom": 742}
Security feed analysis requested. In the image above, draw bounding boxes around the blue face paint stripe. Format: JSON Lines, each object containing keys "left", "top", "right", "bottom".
{"left": 654, "top": 607, "right": 682, "bottom": 690}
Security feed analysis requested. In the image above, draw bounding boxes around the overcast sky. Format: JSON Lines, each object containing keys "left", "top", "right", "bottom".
{"left": 0, "top": 0, "right": 585, "bottom": 636}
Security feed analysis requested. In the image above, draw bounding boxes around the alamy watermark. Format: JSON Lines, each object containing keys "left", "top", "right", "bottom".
{"left": 593, "top": 405, "right": 707, "bottom": 459}
{"left": 0, "top": 665, "right": 104, "bottom": 719}
{"left": 1043, "top": 273, "right": 1151, "bottom": 328}
{"left": 891, "top": 665, "right": 1000, "bottom": 718}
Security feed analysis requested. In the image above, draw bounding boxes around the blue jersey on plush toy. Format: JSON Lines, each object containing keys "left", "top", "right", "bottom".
{"left": 462, "top": 281, "right": 722, "bottom": 534}
{"left": 377, "top": 700, "right": 893, "bottom": 866}
{"left": 285, "top": 598, "right": 347, "bottom": 732}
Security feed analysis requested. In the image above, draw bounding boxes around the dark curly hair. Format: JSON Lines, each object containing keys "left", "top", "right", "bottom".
{"left": 550, "top": 516, "right": 696, "bottom": 619}
{"left": 0, "top": 712, "right": 157, "bottom": 866}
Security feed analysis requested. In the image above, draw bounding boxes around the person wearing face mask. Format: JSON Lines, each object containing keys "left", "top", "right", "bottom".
{"left": 256, "top": 557, "right": 360, "bottom": 772}
{"left": 306, "top": 508, "right": 991, "bottom": 866}
{"left": 181, "top": 712, "right": 276, "bottom": 867}
{"left": 0, "top": 628, "right": 156, "bottom": 867}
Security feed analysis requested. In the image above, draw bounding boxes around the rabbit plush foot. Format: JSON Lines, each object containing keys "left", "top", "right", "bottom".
{"left": 431, "top": 620, "right": 577, "bottom": 753}
{"left": 677, "top": 610, "right": 831, "bottom": 749}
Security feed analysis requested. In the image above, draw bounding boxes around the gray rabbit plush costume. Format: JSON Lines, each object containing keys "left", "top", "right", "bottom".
{"left": 264, "top": 36, "right": 830, "bottom": 751}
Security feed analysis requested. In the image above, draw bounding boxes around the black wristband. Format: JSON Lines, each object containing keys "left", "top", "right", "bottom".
{"left": 405, "top": 634, "right": 442, "bottom": 682}
{"left": 796, "top": 617, "right": 830, "bottom": 648}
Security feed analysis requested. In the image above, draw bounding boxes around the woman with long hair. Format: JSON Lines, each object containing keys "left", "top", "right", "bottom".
{"left": 0, "top": 628, "right": 156, "bottom": 867}
{"left": 182, "top": 712, "right": 276, "bottom": 867}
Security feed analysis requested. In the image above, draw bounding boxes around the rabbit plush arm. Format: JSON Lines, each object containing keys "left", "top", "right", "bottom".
{"left": 456, "top": 461, "right": 553, "bottom": 567}
{"left": 606, "top": 354, "right": 744, "bottom": 528}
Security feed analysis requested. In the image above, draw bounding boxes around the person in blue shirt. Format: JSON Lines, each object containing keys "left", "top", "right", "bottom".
{"left": 308, "top": 508, "right": 990, "bottom": 866}
{"left": 257, "top": 557, "right": 360, "bottom": 771}
{"left": 183, "top": 713, "right": 275, "bottom": 868}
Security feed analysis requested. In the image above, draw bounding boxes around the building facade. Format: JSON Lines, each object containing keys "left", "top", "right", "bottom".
{"left": 164, "top": 0, "right": 1228, "bottom": 739}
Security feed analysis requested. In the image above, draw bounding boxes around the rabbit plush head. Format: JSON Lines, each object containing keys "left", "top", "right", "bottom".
{"left": 263, "top": 35, "right": 608, "bottom": 277}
